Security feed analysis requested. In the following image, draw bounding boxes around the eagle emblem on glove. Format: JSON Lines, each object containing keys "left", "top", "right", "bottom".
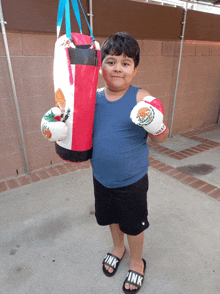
{"left": 137, "top": 106, "right": 155, "bottom": 125}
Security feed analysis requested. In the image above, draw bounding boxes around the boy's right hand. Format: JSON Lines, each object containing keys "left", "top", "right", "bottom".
{"left": 130, "top": 96, "right": 167, "bottom": 136}
{"left": 41, "top": 107, "right": 68, "bottom": 141}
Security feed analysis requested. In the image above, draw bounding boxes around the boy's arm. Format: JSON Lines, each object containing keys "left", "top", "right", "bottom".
{"left": 148, "top": 127, "right": 169, "bottom": 143}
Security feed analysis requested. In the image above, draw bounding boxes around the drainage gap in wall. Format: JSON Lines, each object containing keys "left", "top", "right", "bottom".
{"left": 176, "top": 164, "right": 215, "bottom": 176}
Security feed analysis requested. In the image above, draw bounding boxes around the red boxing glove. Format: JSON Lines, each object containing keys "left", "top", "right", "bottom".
{"left": 130, "top": 96, "right": 167, "bottom": 136}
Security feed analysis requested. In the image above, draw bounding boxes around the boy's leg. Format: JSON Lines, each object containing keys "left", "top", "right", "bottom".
{"left": 125, "top": 231, "right": 145, "bottom": 290}
{"left": 104, "top": 223, "right": 125, "bottom": 273}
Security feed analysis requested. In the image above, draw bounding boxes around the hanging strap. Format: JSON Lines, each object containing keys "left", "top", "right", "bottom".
{"left": 57, "top": 0, "right": 94, "bottom": 40}
{"left": 71, "top": 0, "right": 82, "bottom": 33}
{"left": 77, "top": 0, "right": 94, "bottom": 40}
{"left": 57, "top": 0, "right": 66, "bottom": 38}
{"left": 65, "top": 0, "right": 72, "bottom": 39}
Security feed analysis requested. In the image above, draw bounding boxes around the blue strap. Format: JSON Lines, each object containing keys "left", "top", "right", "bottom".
{"left": 77, "top": 0, "right": 95, "bottom": 40}
{"left": 65, "top": 0, "right": 71, "bottom": 39}
{"left": 70, "top": 0, "right": 82, "bottom": 34}
{"left": 57, "top": 0, "right": 94, "bottom": 40}
{"left": 57, "top": 0, "right": 65, "bottom": 37}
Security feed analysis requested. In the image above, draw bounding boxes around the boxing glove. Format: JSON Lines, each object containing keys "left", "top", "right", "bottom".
{"left": 130, "top": 96, "right": 167, "bottom": 136}
{"left": 41, "top": 107, "right": 68, "bottom": 141}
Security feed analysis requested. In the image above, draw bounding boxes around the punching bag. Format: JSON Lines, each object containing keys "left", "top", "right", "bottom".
{"left": 41, "top": 0, "right": 100, "bottom": 162}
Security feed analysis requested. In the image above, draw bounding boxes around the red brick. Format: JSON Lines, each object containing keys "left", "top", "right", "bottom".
{"left": 155, "top": 146, "right": 167, "bottom": 152}
{"left": 189, "top": 136, "right": 201, "bottom": 141}
{"left": 198, "top": 183, "right": 218, "bottom": 194}
{"left": 196, "top": 44, "right": 210, "bottom": 56}
{"left": 17, "top": 176, "right": 31, "bottom": 186}
{"left": 161, "top": 147, "right": 172, "bottom": 153}
{"left": 0, "top": 181, "right": 8, "bottom": 193}
{"left": 185, "top": 149, "right": 200, "bottom": 155}
{"left": 72, "top": 162, "right": 84, "bottom": 170}
{"left": 188, "top": 179, "right": 207, "bottom": 189}
{"left": 27, "top": 173, "right": 41, "bottom": 183}
{"left": 75, "top": 162, "right": 86, "bottom": 170}
{"left": 158, "top": 166, "right": 175, "bottom": 173}
{"left": 178, "top": 150, "right": 193, "bottom": 156}
{"left": 182, "top": 42, "right": 196, "bottom": 56}
{"left": 196, "top": 145, "right": 211, "bottom": 151}
{"left": 38, "top": 170, "right": 51, "bottom": 180}
{"left": 212, "top": 142, "right": 220, "bottom": 147}
{"left": 47, "top": 167, "right": 61, "bottom": 177}
{"left": 6, "top": 178, "right": 20, "bottom": 189}
{"left": 170, "top": 153, "right": 187, "bottom": 160}
{"left": 204, "top": 126, "right": 218, "bottom": 132}
{"left": 190, "top": 130, "right": 204, "bottom": 135}
{"left": 56, "top": 164, "right": 69, "bottom": 175}
{"left": 80, "top": 160, "right": 91, "bottom": 168}
{"left": 165, "top": 169, "right": 181, "bottom": 177}
{"left": 148, "top": 157, "right": 157, "bottom": 164}
{"left": 172, "top": 172, "right": 189, "bottom": 181}
{"left": 190, "top": 146, "right": 205, "bottom": 152}
{"left": 179, "top": 133, "right": 189, "bottom": 138}
{"left": 189, "top": 147, "right": 202, "bottom": 153}
{"left": 208, "top": 188, "right": 220, "bottom": 200}
{"left": 181, "top": 175, "right": 198, "bottom": 185}
{"left": 187, "top": 149, "right": 200, "bottom": 155}
{"left": 163, "top": 149, "right": 176, "bottom": 155}
{"left": 20, "top": 33, "right": 56, "bottom": 56}
{"left": 148, "top": 157, "right": 155, "bottom": 162}
{"left": 194, "top": 138, "right": 207, "bottom": 143}
{"left": 149, "top": 160, "right": 162, "bottom": 167}
{"left": 205, "top": 142, "right": 220, "bottom": 147}
{"left": 202, "top": 141, "right": 215, "bottom": 146}
{"left": 64, "top": 163, "right": 79, "bottom": 172}
{"left": 154, "top": 163, "right": 167, "bottom": 170}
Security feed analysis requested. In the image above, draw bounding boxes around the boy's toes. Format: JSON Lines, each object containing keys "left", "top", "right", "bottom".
{"left": 105, "top": 265, "right": 113, "bottom": 274}
{"left": 125, "top": 282, "right": 137, "bottom": 290}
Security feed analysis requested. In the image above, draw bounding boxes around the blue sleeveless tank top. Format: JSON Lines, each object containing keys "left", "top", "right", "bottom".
{"left": 91, "top": 85, "right": 149, "bottom": 188}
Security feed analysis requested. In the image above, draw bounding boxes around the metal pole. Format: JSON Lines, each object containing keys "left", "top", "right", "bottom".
{"left": 169, "top": 3, "right": 188, "bottom": 137}
{"left": 0, "top": 0, "right": 30, "bottom": 174}
{"left": 89, "top": 0, "right": 93, "bottom": 33}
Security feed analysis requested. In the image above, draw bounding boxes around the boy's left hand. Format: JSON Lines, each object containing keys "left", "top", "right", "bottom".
{"left": 130, "top": 96, "right": 167, "bottom": 136}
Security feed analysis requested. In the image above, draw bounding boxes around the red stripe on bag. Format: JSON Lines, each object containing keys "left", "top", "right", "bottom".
{"left": 71, "top": 65, "right": 99, "bottom": 151}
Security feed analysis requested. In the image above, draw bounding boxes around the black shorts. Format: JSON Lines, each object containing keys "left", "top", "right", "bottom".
{"left": 93, "top": 173, "right": 149, "bottom": 236}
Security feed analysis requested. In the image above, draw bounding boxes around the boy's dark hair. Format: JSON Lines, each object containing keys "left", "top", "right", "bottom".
{"left": 101, "top": 32, "right": 140, "bottom": 68}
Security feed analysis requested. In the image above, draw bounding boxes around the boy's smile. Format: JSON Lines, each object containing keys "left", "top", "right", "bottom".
{"left": 101, "top": 54, "right": 138, "bottom": 95}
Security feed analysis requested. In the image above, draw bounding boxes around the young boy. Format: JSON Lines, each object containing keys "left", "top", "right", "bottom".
{"left": 91, "top": 32, "right": 169, "bottom": 293}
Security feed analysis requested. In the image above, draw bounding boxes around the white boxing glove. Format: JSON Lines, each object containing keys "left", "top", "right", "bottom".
{"left": 130, "top": 96, "right": 167, "bottom": 136}
{"left": 41, "top": 107, "right": 68, "bottom": 141}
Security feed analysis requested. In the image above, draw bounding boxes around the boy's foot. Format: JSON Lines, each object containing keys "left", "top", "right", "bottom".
{"left": 124, "top": 258, "right": 145, "bottom": 291}
{"left": 103, "top": 246, "right": 126, "bottom": 275}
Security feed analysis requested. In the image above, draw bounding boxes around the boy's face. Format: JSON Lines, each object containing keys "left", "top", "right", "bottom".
{"left": 101, "top": 54, "right": 138, "bottom": 92}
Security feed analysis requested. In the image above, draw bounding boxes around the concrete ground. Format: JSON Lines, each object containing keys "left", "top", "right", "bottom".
{"left": 1, "top": 126, "right": 220, "bottom": 294}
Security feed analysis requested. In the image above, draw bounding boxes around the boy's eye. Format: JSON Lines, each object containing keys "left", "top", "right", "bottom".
{"left": 107, "top": 61, "right": 114, "bottom": 65}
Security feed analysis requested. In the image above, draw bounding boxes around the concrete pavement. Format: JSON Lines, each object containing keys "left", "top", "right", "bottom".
{"left": 1, "top": 164, "right": 220, "bottom": 294}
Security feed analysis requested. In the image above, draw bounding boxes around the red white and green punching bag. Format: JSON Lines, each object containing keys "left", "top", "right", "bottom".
{"left": 41, "top": 0, "right": 100, "bottom": 162}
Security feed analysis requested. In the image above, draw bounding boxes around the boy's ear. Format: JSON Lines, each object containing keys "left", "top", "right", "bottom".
{"left": 134, "top": 66, "right": 138, "bottom": 76}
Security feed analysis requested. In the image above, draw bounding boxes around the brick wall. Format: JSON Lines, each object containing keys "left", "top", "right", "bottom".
{"left": 0, "top": 32, "right": 220, "bottom": 181}
{"left": 132, "top": 39, "right": 220, "bottom": 133}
